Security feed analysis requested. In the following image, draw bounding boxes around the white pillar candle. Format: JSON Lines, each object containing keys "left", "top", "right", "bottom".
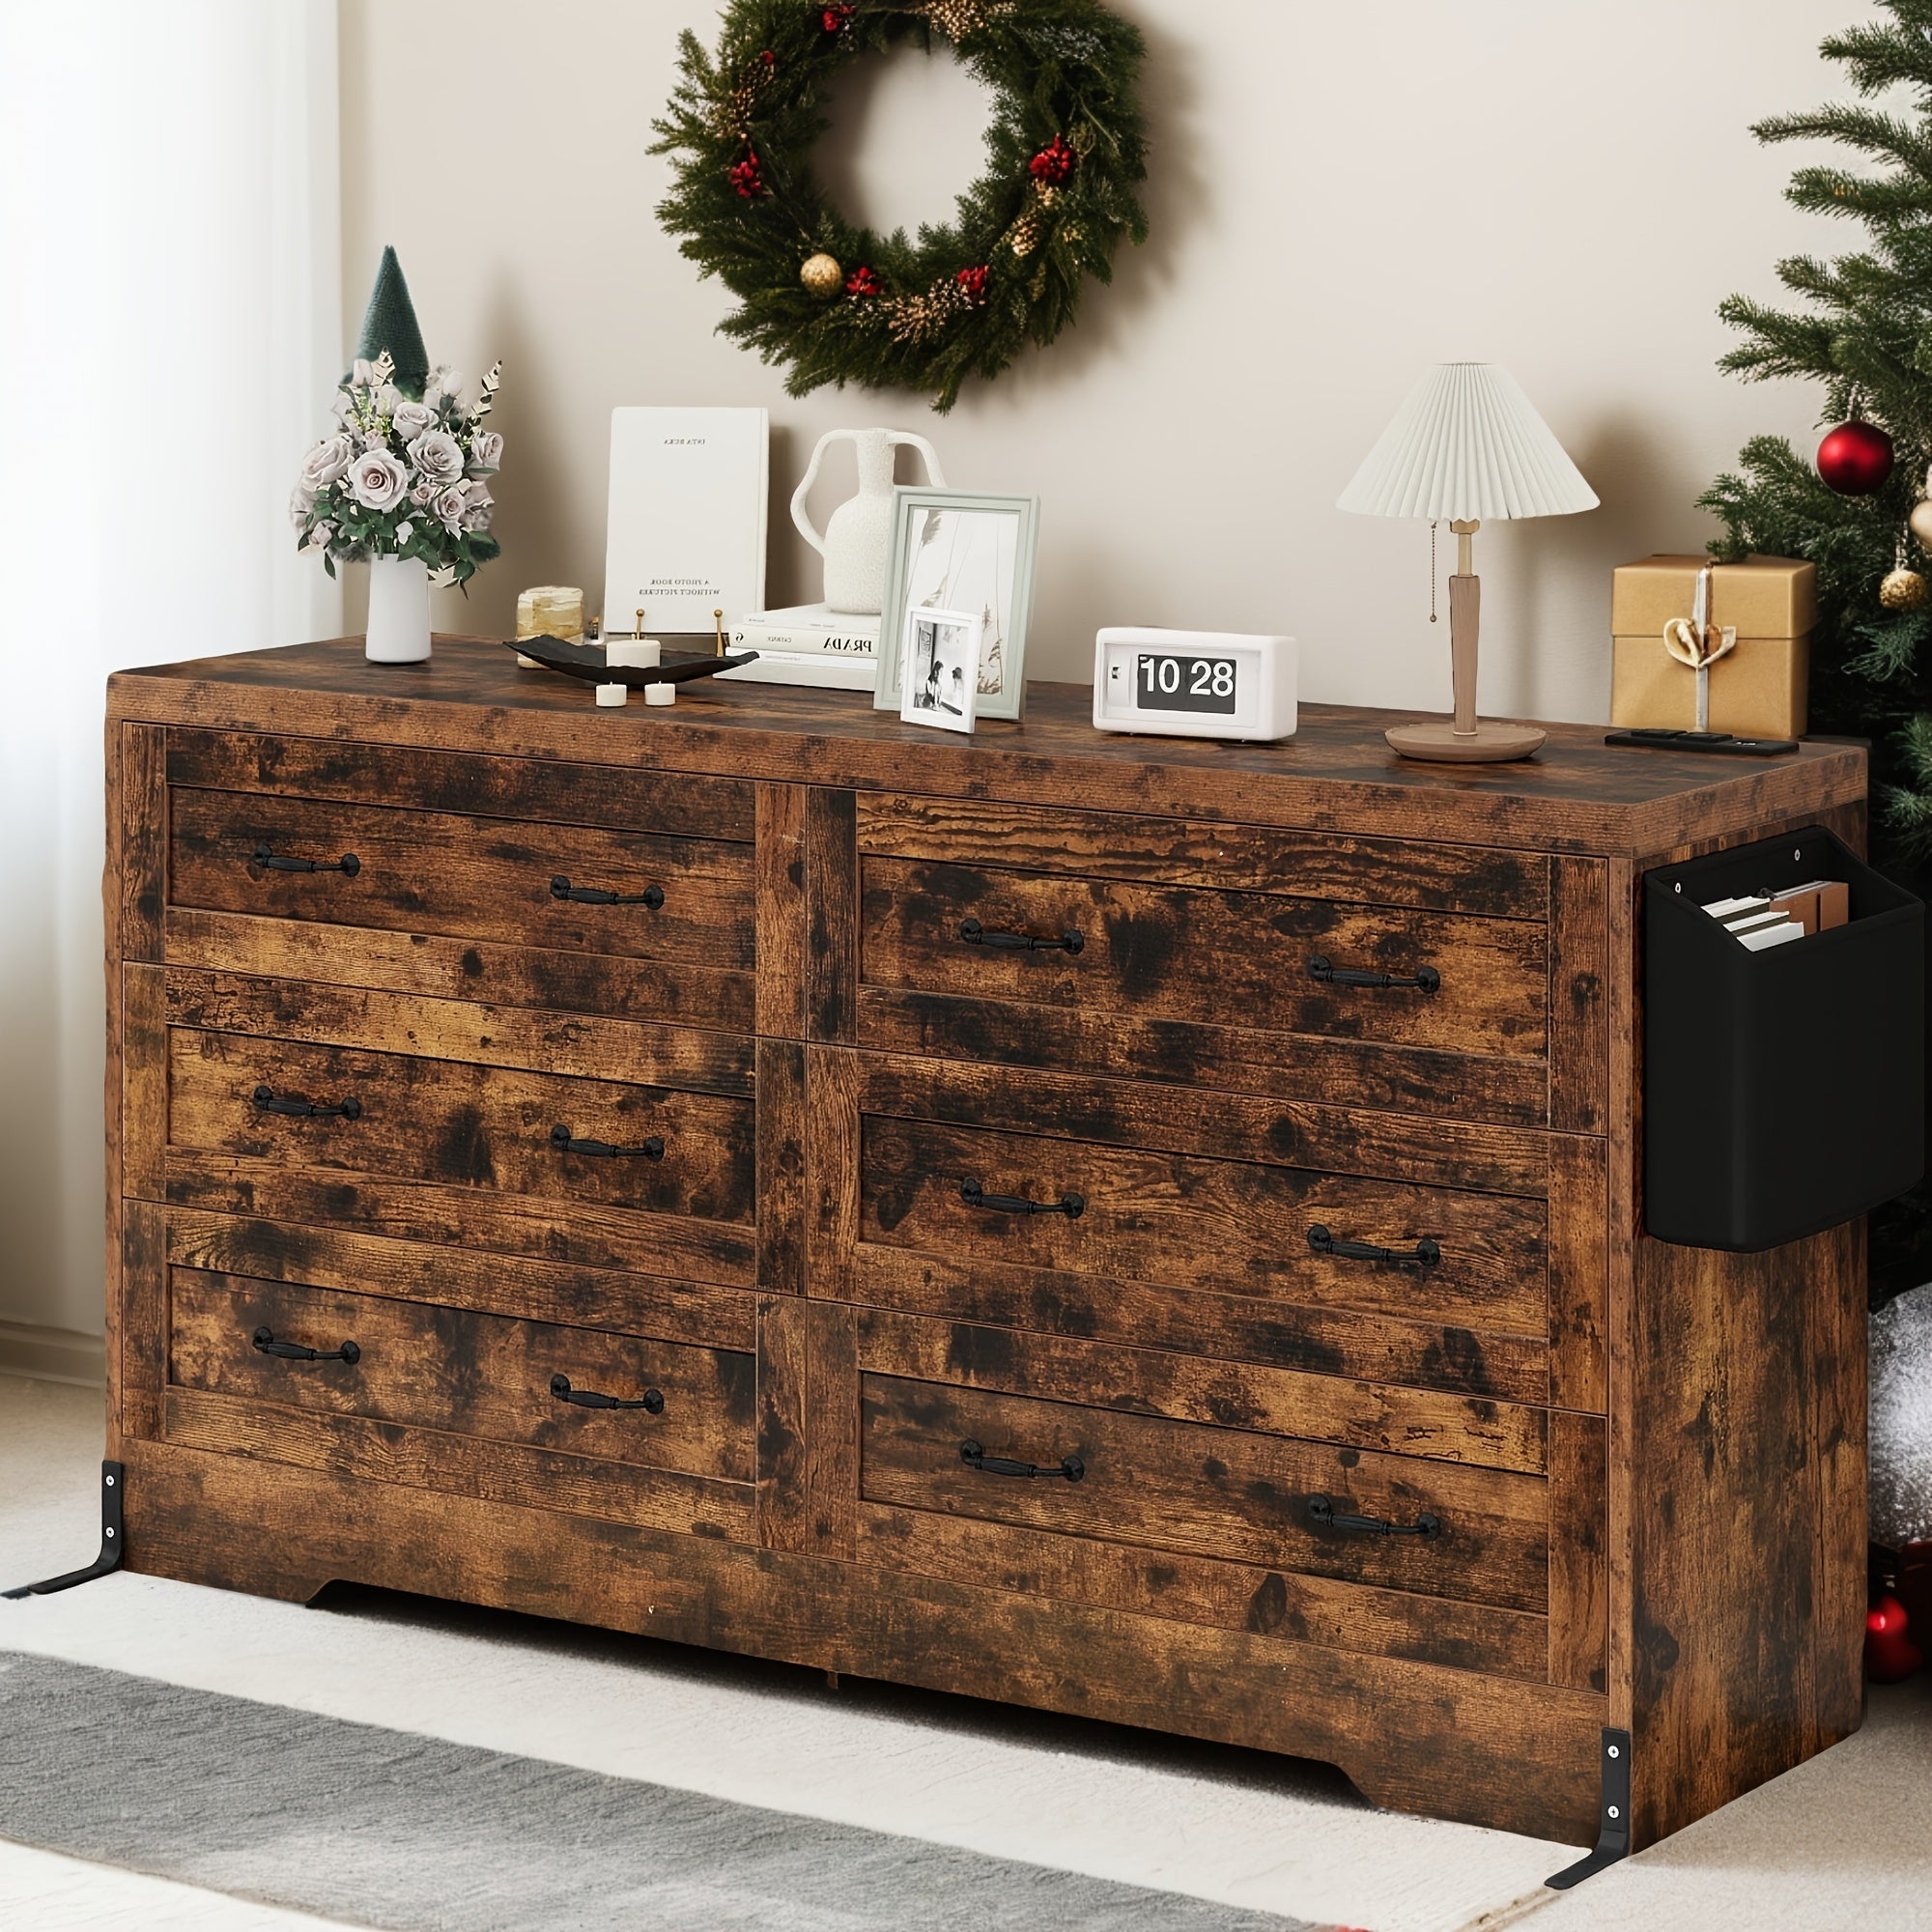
{"left": 594, "top": 683, "right": 627, "bottom": 707}
{"left": 643, "top": 682, "right": 676, "bottom": 707}
{"left": 606, "top": 639, "right": 662, "bottom": 669}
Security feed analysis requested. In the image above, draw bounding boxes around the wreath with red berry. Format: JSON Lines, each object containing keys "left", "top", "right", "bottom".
{"left": 652, "top": 0, "right": 1149, "bottom": 412}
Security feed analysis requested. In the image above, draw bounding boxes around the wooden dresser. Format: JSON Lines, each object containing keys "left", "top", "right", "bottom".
{"left": 103, "top": 639, "right": 1870, "bottom": 1851}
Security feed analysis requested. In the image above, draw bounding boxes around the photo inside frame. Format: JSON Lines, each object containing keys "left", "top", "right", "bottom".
{"left": 897, "top": 504, "right": 1020, "bottom": 696}
{"left": 904, "top": 614, "right": 978, "bottom": 724}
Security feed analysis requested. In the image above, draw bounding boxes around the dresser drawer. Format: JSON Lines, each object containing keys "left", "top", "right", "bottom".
{"left": 812, "top": 1051, "right": 1593, "bottom": 1407}
{"left": 160, "top": 1262, "right": 757, "bottom": 1537}
{"left": 843, "top": 797, "right": 1552, "bottom": 1122}
{"left": 859, "top": 1372, "right": 1548, "bottom": 1613}
{"left": 163, "top": 1019, "right": 756, "bottom": 1285}
{"left": 166, "top": 781, "right": 755, "bottom": 1030}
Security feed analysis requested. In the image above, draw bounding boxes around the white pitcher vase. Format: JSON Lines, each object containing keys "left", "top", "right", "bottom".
{"left": 365, "top": 554, "right": 432, "bottom": 663}
{"left": 791, "top": 428, "right": 946, "bottom": 615}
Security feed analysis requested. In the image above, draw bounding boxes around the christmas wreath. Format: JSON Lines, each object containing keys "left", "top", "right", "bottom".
{"left": 651, "top": 0, "right": 1149, "bottom": 412}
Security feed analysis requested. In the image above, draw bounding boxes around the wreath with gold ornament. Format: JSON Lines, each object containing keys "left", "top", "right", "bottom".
{"left": 652, "top": 0, "right": 1149, "bottom": 412}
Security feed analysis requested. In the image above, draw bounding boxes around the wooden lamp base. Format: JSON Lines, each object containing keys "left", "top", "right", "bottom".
{"left": 1387, "top": 552, "right": 1546, "bottom": 763}
{"left": 1385, "top": 718, "right": 1548, "bottom": 762}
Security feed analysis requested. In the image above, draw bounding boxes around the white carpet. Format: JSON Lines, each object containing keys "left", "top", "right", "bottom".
{"left": 3, "top": 1373, "right": 1925, "bottom": 1931}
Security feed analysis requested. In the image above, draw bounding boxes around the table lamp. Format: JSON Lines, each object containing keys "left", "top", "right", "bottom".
{"left": 1339, "top": 362, "right": 1599, "bottom": 762}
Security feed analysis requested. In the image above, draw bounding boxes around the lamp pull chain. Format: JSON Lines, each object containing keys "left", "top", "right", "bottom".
{"left": 1430, "top": 521, "right": 1439, "bottom": 623}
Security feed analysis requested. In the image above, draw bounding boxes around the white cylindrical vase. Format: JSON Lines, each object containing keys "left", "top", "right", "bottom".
{"left": 366, "top": 554, "right": 432, "bottom": 664}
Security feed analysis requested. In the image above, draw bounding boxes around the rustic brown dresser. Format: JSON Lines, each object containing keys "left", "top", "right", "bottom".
{"left": 102, "top": 639, "right": 1869, "bottom": 1851}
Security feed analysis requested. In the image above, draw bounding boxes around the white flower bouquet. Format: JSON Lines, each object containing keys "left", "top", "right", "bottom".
{"left": 291, "top": 350, "right": 504, "bottom": 586}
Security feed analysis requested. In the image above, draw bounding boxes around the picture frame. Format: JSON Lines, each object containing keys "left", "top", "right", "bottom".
{"left": 896, "top": 608, "right": 983, "bottom": 734}
{"left": 871, "top": 488, "right": 1039, "bottom": 721}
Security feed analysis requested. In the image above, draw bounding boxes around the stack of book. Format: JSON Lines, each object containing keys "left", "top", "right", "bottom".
{"left": 716, "top": 604, "right": 881, "bottom": 690}
{"left": 1702, "top": 878, "right": 1850, "bottom": 952}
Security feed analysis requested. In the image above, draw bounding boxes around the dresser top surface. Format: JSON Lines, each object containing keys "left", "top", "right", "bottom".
{"left": 109, "top": 637, "right": 1865, "bottom": 857}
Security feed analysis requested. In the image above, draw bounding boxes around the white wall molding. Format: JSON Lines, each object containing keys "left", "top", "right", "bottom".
{"left": 0, "top": 1322, "right": 105, "bottom": 1388}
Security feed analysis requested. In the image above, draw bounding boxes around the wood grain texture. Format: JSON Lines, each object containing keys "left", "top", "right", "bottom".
{"left": 163, "top": 967, "right": 755, "bottom": 1094}
{"left": 756, "top": 1294, "right": 809, "bottom": 1552}
{"left": 170, "top": 787, "right": 754, "bottom": 971}
{"left": 167, "top": 725, "right": 754, "bottom": 839}
{"left": 118, "top": 723, "right": 168, "bottom": 963}
{"left": 756, "top": 783, "right": 808, "bottom": 1038}
{"left": 861, "top": 1374, "right": 1549, "bottom": 1611}
{"left": 167, "top": 1028, "right": 754, "bottom": 1224}
{"left": 806, "top": 787, "right": 858, "bottom": 1042}
{"left": 170, "top": 1266, "right": 755, "bottom": 1483}
{"left": 120, "top": 1199, "right": 167, "bottom": 1443}
{"left": 1548, "top": 1135, "right": 1609, "bottom": 1415}
{"left": 123, "top": 964, "right": 168, "bottom": 1202}
{"left": 1548, "top": 858, "right": 1608, "bottom": 1134}
{"left": 162, "top": 1388, "right": 754, "bottom": 1543}
{"left": 108, "top": 641, "right": 1864, "bottom": 860}
{"left": 861, "top": 857, "right": 1549, "bottom": 1059}
{"left": 755, "top": 1037, "right": 806, "bottom": 1294}
{"left": 1548, "top": 1410, "right": 1608, "bottom": 1694}
{"left": 1626, "top": 1219, "right": 1864, "bottom": 1844}
{"left": 855, "top": 1310, "right": 1548, "bottom": 1474}
{"left": 854, "top": 1503, "right": 1552, "bottom": 1682}
{"left": 165, "top": 907, "right": 755, "bottom": 1037}
{"left": 120, "top": 1435, "right": 1606, "bottom": 1842}
{"left": 804, "top": 1299, "right": 860, "bottom": 1560}
{"left": 852, "top": 988, "right": 1549, "bottom": 1127}
{"left": 163, "top": 1210, "right": 755, "bottom": 1351}
{"left": 854, "top": 792, "right": 1554, "bottom": 918}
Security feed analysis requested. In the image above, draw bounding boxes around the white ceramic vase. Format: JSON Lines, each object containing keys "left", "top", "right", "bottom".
{"left": 365, "top": 554, "right": 432, "bottom": 663}
{"left": 791, "top": 428, "right": 946, "bottom": 615}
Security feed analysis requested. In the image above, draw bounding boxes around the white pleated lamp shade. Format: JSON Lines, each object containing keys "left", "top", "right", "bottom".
{"left": 1338, "top": 362, "right": 1599, "bottom": 522}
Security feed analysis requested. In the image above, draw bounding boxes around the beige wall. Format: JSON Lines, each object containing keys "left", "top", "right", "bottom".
{"left": 341, "top": 0, "right": 1850, "bottom": 722}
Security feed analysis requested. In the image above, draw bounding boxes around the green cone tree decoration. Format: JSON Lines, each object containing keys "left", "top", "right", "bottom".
{"left": 1702, "top": 0, "right": 1932, "bottom": 1298}
{"left": 353, "top": 245, "right": 429, "bottom": 400}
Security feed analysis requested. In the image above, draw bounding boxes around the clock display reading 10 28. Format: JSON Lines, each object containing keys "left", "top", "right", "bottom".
{"left": 1092, "top": 627, "right": 1298, "bottom": 743}
{"left": 1137, "top": 652, "right": 1237, "bottom": 714}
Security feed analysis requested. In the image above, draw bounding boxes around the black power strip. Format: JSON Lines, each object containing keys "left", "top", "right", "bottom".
{"left": 1604, "top": 728, "right": 1800, "bottom": 756}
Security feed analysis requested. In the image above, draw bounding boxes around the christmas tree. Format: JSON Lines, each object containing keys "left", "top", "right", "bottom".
{"left": 1703, "top": 0, "right": 1932, "bottom": 1297}
{"left": 352, "top": 245, "right": 429, "bottom": 400}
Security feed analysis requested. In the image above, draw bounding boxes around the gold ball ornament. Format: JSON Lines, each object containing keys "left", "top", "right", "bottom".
{"left": 1881, "top": 566, "right": 1929, "bottom": 611}
{"left": 800, "top": 252, "right": 843, "bottom": 298}
{"left": 1910, "top": 498, "right": 1932, "bottom": 554}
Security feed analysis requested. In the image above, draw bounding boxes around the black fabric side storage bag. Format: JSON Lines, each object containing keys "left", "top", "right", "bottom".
{"left": 1644, "top": 826, "right": 1925, "bottom": 1251}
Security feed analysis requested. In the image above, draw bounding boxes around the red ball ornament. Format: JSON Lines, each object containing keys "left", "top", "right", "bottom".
{"left": 821, "top": 4, "right": 853, "bottom": 31}
{"left": 1864, "top": 1592, "right": 1922, "bottom": 1683}
{"left": 1817, "top": 419, "right": 1895, "bottom": 496}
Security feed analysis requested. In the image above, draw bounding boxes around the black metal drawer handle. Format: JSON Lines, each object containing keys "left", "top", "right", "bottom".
{"left": 253, "top": 1083, "right": 362, "bottom": 1122}
{"left": 959, "top": 1179, "right": 1084, "bottom": 1218}
{"left": 551, "top": 1123, "right": 665, "bottom": 1160}
{"left": 252, "top": 1325, "right": 359, "bottom": 1365}
{"left": 1307, "top": 954, "right": 1440, "bottom": 994}
{"left": 958, "top": 918, "right": 1084, "bottom": 955}
{"left": 551, "top": 874, "right": 665, "bottom": 909}
{"left": 1306, "top": 1224, "right": 1440, "bottom": 1269}
{"left": 551, "top": 1373, "right": 664, "bottom": 1413}
{"left": 253, "top": 841, "right": 359, "bottom": 876}
{"left": 960, "top": 1437, "right": 1085, "bottom": 1482}
{"left": 1309, "top": 1493, "right": 1440, "bottom": 1538}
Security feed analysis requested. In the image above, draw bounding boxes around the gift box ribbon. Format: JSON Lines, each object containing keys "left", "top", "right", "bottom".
{"left": 1661, "top": 565, "right": 1738, "bottom": 734}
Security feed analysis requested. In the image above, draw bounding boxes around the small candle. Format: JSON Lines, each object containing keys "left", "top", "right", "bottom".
{"left": 606, "top": 639, "right": 662, "bottom": 669}
{"left": 643, "top": 682, "right": 676, "bottom": 707}
{"left": 594, "top": 682, "right": 627, "bottom": 708}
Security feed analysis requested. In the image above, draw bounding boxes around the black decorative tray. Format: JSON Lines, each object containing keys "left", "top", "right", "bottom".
{"left": 505, "top": 633, "right": 760, "bottom": 688}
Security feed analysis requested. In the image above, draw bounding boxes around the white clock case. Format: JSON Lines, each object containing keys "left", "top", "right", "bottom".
{"left": 1092, "top": 627, "right": 1297, "bottom": 743}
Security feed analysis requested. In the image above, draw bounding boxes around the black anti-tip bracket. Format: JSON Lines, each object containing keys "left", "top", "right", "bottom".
{"left": 2, "top": 1461, "right": 126, "bottom": 1599}
{"left": 1545, "top": 1727, "right": 1632, "bottom": 1889}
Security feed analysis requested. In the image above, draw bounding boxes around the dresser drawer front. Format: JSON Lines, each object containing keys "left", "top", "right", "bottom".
{"left": 864, "top": 1117, "right": 1547, "bottom": 1335}
{"left": 860, "top": 1373, "right": 1548, "bottom": 1613}
{"left": 171, "top": 787, "right": 754, "bottom": 970}
{"left": 170, "top": 1267, "right": 755, "bottom": 1482}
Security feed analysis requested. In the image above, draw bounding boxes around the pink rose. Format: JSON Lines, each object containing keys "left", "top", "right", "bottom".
{"left": 299, "top": 434, "right": 354, "bottom": 489}
{"left": 408, "top": 429, "right": 464, "bottom": 485}
{"left": 348, "top": 446, "right": 409, "bottom": 512}
{"left": 466, "top": 429, "right": 503, "bottom": 475}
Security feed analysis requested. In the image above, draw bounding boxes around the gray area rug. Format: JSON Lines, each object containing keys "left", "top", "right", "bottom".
{"left": 0, "top": 1651, "right": 1324, "bottom": 1932}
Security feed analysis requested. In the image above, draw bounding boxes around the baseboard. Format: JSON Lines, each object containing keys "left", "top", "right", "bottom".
{"left": 0, "top": 1321, "right": 106, "bottom": 1387}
